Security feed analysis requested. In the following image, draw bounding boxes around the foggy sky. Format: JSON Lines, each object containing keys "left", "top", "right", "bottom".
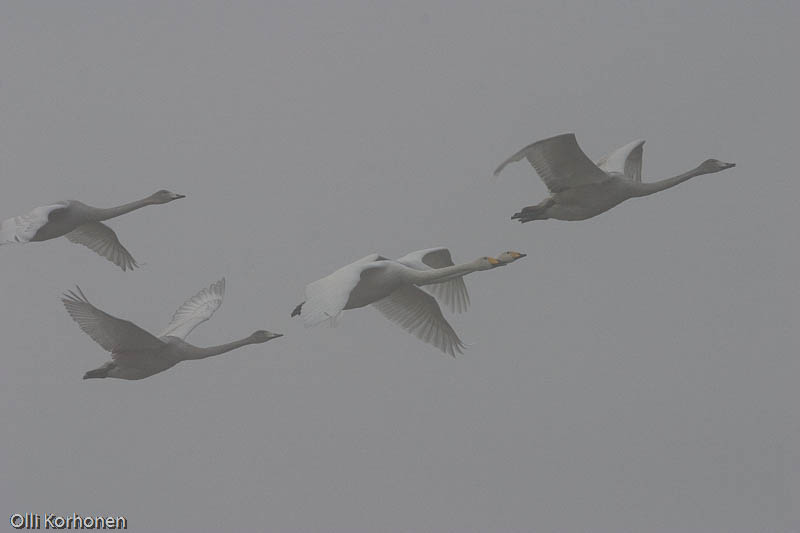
{"left": 1, "top": 1, "right": 798, "bottom": 532}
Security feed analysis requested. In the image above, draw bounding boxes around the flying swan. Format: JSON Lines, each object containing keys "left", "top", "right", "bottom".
{"left": 291, "top": 254, "right": 504, "bottom": 356}
{"left": 62, "top": 279, "right": 283, "bottom": 380}
{"left": 0, "top": 190, "right": 185, "bottom": 270}
{"left": 493, "top": 133, "right": 735, "bottom": 222}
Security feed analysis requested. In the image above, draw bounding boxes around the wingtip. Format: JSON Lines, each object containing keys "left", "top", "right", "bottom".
{"left": 61, "top": 286, "right": 89, "bottom": 305}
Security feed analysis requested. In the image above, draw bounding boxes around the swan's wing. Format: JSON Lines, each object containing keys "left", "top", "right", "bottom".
{"left": 493, "top": 133, "right": 609, "bottom": 193}
{"left": 158, "top": 279, "right": 225, "bottom": 340}
{"left": 65, "top": 222, "right": 139, "bottom": 271}
{"left": 596, "top": 139, "right": 645, "bottom": 182}
{"left": 372, "top": 285, "right": 465, "bottom": 357}
{"left": 425, "top": 278, "right": 470, "bottom": 314}
{"left": 396, "top": 247, "right": 455, "bottom": 269}
{"left": 395, "top": 247, "right": 470, "bottom": 314}
{"left": 61, "top": 287, "right": 165, "bottom": 354}
{"left": 301, "top": 260, "right": 387, "bottom": 327}
{"left": 0, "top": 203, "right": 69, "bottom": 244}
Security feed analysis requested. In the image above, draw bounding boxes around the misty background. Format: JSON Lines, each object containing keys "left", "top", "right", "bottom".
{"left": 1, "top": 1, "right": 798, "bottom": 532}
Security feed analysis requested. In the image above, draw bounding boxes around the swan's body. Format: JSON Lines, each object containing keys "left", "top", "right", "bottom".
{"left": 493, "top": 133, "right": 735, "bottom": 222}
{"left": 0, "top": 190, "right": 185, "bottom": 270}
{"left": 62, "top": 279, "right": 282, "bottom": 380}
{"left": 292, "top": 254, "right": 502, "bottom": 356}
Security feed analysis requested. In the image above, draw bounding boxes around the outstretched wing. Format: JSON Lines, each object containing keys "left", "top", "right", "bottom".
{"left": 493, "top": 133, "right": 609, "bottom": 193}
{"left": 62, "top": 287, "right": 164, "bottom": 354}
{"left": 396, "top": 247, "right": 454, "bottom": 269}
{"left": 301, "top": 259, "right": 386, "bottom": 327}
{"left": 395, "top": 247, "right": 470, "bottom": 314}
{"left": 372, "top": 285, "right": 465, "bottom": 357}
{"left": 596, "top": 139, "right": 645, "bottom": 182}
{"left": 65, "top": 222, "right": 139, "bottom": 271}
{"left": 0, "top": 203, "right": 69, "bottom": 244}
{"left": 159, "top": 279, "right": 226, "bottom": 339}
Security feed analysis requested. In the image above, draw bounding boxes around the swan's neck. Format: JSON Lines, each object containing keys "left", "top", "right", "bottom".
{"left": 631, "top": 167, "right": 705, "bottom": 197}
{"left": 402, "top": 262, "right": 481, "bottom": 286}
{"left": 182, "top": 337, "right": 256, "bottom": 360}
{"left": 91, "top": 196, "right": 156, "bottom": 221}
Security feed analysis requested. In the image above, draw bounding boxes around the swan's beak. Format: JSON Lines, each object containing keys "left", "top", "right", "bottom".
{"left": 269, "top": 333, "right": 284, "bottom": 339}
{"left": 510, "top": 252, "right": 527, "bottom": 259}
{"left": 488, "top": 257, "right": 502, "bottom": 266}
{"left": 723, "top": 162, "right": 736, "bottom": 169}
{"left": 174, "top": 194, "right": 187, "bottom": 200}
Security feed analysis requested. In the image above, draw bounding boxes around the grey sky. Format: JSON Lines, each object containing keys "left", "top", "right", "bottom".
{"left": 1, "top": 1, "right": 798, "bottom": 532}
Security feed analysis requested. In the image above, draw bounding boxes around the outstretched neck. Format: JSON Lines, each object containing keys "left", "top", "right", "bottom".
{"left": 182, "top": 337, "right": 255, "bottom": 360}
{"left": 91, "top": 196, "right": 156, "bottom": 221}
{"left": 631, "top": 167, "right": 704, "bottom": 197}
{"left": 402, "top": 262, "right": 481, "bottom": 286}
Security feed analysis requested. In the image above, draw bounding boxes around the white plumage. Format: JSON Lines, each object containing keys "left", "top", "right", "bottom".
{"left": 372, "top": 285, "right": 465, "bottom": 356}
{"left": 159, "top": 278, "right": 226, "bottom": 339}
{"left": 395, "top": 247, "right": 471, "bottom": 314}
{"left": 293, "top": 254, "right": 504, "bottom": 356}
{"left": 64, "top": 221, "right": 139, "bottom": 272}
{"left": 596, "top": 139, "right": 645, "bottom": 183}
{"left": 0, "top": 203, "right": 68, "bottom": 243}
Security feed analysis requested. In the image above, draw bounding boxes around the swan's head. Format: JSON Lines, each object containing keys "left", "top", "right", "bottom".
{"left": 475, "top": 256, "right": 503, "bottom": 270}
{"left": 150, "top": 189, "right": 186, "bottom": 203}
{"left": 496, "top": 250, "right": 527, "bottom": 264}
{"left": 250, "top": 330, "right": 283, "bottom": 343}
{"left": 698, "top": 159, "right": 735, "bottom": 174}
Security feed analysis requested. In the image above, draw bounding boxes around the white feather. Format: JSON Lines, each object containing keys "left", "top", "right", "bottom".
{"left": 596, "top": 139, "right": 645, "bottom": 182}
{"left": 301, "top": 260, "right": 385, "bottom": 327}
{"left": 395, "top": 247, "right": 470, "bottom": 313}
{"left": 372, "top": 285, "right": 465, "bottom": 357}
{"left": 494, "top": 133, "right": 609, "bottom": 192}
{"left": 62, "top": 287, "right": 165, "bottom": 354}
{"left": 0, "top": 203, "right": 68, "bottom": 244}
{"left": 159, "top": 279, "right": 226, "bottom": 339}
{"left": 65, "top": 222, "right": 139, "bottom": 271}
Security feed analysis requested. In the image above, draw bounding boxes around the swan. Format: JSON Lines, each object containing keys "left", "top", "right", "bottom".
{"left": 493, "top": 133, "right": 735, "bottom": 222}
{"left": 291, "top": 254, "right": 503, "bottom": 356}
{"left": 0, "top": 190, "right": 185, "bottom": 270}
{"left": 393, "top": 247, "right": 526, "bottom": 313}
{"left": 62, "top": 279, "right": 282, "bottom": 380}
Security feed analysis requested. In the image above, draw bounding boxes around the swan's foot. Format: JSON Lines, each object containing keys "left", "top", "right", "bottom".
{"left": 83, "top": 362, "right": 114, "bottom": 379}
{"left": 511, "top": 199, "right": 553, "bottom": 223}
{"left": 290, "top": 302, "right": 304, "bottom": 317}
{"left": 511, "top": 206, "right": 541, "bottom": 223}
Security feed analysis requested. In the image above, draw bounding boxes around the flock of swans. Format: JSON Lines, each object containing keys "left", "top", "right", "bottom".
{"left": 1, "top": 133, "right": 734, "bottom": 380}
